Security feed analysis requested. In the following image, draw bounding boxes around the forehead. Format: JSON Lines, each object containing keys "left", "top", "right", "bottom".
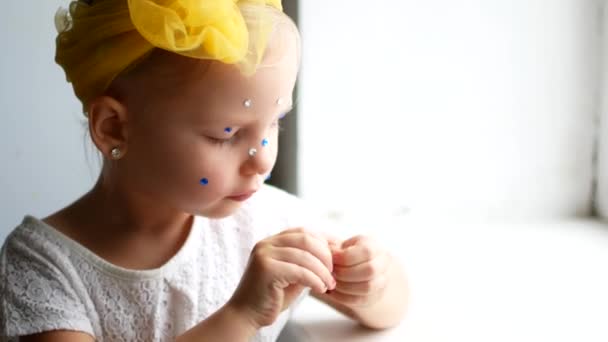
{"left": 204, "top": 60, "right": 296, "bottom": 105}
{"left": 175, "top": 42, "right": 298, "bottom": 123}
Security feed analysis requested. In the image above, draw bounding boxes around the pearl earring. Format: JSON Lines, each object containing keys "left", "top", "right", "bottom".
{"left": 111, "top": 147, "right": 122, "bottom": 160}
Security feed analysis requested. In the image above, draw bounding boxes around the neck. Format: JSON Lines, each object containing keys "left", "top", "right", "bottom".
{"left": 76, "top": 174, "right": 192, "bottom": 237}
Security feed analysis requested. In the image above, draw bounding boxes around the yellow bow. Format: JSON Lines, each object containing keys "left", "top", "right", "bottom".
{"left": 55, "top": 0, "right": 283, "bottom": 113}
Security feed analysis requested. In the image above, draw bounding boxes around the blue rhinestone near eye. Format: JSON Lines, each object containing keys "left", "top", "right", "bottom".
{"left": 200, "top": 178, "right": 209, "bottom": 186}
{"left": 261, "top": 138, "right": 269, "bottom": 147}
{"left": 224, "top": 127, "right": 232, "bottom": 133}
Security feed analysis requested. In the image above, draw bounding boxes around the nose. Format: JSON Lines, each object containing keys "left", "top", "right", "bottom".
{"left": 241, "top": 139, "right": 276, "bottom": 177}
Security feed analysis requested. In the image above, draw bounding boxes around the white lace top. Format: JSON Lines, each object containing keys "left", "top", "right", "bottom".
{"left": 0, "top": 185, "right": 314, "bottom": 342}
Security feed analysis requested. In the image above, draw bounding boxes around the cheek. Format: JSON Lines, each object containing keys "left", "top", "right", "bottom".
{"left": 192, "top": 161, "right": 230, "bottom": 192}
{"left": 178, "top": 145, "right": 237, "bottom": 190}
{"left": 173, "top": 160, "right": 234, "bottom": 216}
{"left": 126, "top": 133, "right": 230, "bottom": 193}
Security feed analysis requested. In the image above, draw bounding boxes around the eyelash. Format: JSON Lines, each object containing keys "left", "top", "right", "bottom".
{"left": 272, "top": 118, "right": 283, "bottom": 130}
{"left": 207, "top": 137, "right": 233, "bottom": 146}
{"left": 208, "top": 115, "right": 287, "bottom": 146}
{"left": 274, "top": 112, "right": 290, "bottom": 131}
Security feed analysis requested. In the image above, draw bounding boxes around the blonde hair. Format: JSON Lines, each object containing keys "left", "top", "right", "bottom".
{"left": 55, "top": 0, "right": 300, "bottom": 113}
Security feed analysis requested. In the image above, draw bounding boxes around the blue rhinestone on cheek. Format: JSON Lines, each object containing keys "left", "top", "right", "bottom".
{"left": 261, "top": 138, "right": 269, "bottom": 147}
{"left": 200, "top": 178, "right": 209, "bottom": 186}
{"left": 224, "top": 127, "right": 232, "bottom": 133}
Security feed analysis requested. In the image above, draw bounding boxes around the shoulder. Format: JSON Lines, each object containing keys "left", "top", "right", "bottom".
{"left": 1, "top": 216, "right": 94, "bottom": 339}
{"left": 1, "top": 216, "right": 74, "bottom": 272}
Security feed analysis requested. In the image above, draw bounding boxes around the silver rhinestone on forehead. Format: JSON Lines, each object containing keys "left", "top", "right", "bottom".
{"left": 243, "top": 99, "right": 253, "bottom": 108}
{"left": 276, "top": 98, "right": 284, "bottom": 105}
{"left": 248, "top": 148, "right": 258, "bottom": 157}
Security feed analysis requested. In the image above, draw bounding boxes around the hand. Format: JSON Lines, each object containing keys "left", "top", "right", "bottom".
{"left": 227, "top": 228, "right": 337, "bottom": 328}
{"left": 326, "top": 235, "right": 393, "bottom": 308}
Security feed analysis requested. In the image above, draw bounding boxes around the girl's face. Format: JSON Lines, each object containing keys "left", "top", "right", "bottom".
{"left": 116, "top": 48, "right": 298, "bottom": 218}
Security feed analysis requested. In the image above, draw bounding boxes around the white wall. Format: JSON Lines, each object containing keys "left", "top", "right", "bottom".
{"left": 298, "top": 0, "right": 601, "bottom": 220}
{"left": 0, "top": 1, "right": 99, "bottom": 242}
{"left": 595, "top": 0, "right": 608, "bottom": 219}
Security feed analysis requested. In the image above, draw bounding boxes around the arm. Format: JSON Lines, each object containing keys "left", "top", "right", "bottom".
{"left": 17, "top": 291, "right": 312, "bottom": 342}
{"left": 176, "top": 303, "right": 259, "bottom": 342}
{"left": 19, "top": 331, "right": 95, "bottom": 342}
{"left": 18, "top": 304, "right": 258, "bottom": 342}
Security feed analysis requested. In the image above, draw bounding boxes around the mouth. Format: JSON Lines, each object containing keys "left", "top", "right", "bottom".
{"left": 227, "top": 190, "right": 257, "bottom": 202}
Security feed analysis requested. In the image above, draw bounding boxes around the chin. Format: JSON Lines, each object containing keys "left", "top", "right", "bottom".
{"left": 196, "top": 201, "right": 243, "bottom": 219}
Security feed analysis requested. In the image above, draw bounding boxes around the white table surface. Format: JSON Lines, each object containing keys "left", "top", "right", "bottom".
{"left": 286, "top": 216, "right": 608, "bottom": 342}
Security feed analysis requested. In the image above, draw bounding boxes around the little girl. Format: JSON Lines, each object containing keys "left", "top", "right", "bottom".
{"left": 0, "top": 0, "right": 408, "bottom": 341}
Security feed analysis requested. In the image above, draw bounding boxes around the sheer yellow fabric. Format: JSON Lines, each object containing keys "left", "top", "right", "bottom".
{"left": 55, "top": 0, "right": 283, "bottom": 112}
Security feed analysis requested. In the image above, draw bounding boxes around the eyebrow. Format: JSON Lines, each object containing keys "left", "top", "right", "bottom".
{"left": 194, "top": 104, "right": 295, "bottom": 127}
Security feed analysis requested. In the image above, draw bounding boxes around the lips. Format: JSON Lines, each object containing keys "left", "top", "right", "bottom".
{"left": 227, "top": 190, "right": 257, "bottom": 201}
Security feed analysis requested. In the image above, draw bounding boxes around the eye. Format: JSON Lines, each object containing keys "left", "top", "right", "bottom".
{"left": 272, "top": 112, "right": 289, "bottom": 129}
{"left": 206, "top": 136, "right": 233, "bottom": 146}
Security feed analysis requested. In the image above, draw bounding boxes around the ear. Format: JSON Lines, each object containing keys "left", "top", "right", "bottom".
{"left": 87, "top": 96, "right": 129, "bottom": 159}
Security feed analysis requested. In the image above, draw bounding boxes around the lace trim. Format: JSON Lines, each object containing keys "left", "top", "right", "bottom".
{"left": 21, "top": 215, "right": 203, "bottom": 280}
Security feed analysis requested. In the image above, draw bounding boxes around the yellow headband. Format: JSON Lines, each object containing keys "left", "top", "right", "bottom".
{"left": 55, "top": 0, "right": 283, "bottom": 113}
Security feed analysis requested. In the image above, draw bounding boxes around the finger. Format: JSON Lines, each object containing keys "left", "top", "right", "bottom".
{"left": 279, "top": 227, "right": 340, "bottom": 249}
{"left": 332, "top": 252, "right": 391, "bottom": 282}
{"left": 341, "top": 234, "right": 368, "bottom": 249}
{"left": 323, "top": 289, "right": 383, "bottom": 308}
{"left": 334, "top": 236, "right": 380, "bottom": 267}
{"left": 271, "top": 259, "right": 329, "bottom": 294}
{"left": 315, "top": 231, "right": 342, "bottom": 247}
{"left": 275, "top": 230, "right": 334, "bottom": 272}
{"left": 279, "top": 227, "right": 330, "bottom": 244}
{"left": 333, "top": 274, "right": 388, "bottom": 296}
{"left": 273, "top": 247, "right": 336, "bottom": 291}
